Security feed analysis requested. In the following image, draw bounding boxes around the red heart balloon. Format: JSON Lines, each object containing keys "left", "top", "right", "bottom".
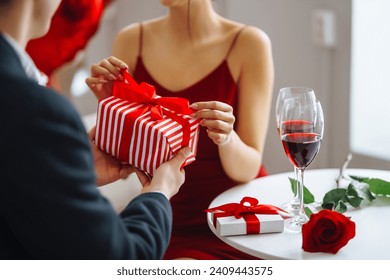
{"left": 26, "top": 0, "right": 113, "bottom": 76}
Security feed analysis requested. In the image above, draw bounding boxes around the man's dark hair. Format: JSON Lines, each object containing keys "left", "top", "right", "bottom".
{"left": 0, "top": 0, "right": 13, "bottom": 9}
{"left": 0, "top": 0, "right": 13, "bottom": 15}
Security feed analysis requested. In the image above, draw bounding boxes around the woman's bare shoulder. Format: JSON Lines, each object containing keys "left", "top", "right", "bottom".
{"left": 115, "top": 17, "right": 165, "bottom": 39}
{"left": 115, "top": 23, "right": 139, "bottom": 44}
{"left": 238, "top": 26, "right": 271, "bottom": 52}
{"left": 229, "top": 25, "right": 272, "bottom": 70}
{"left": 116, "top": 18, "right": 164, "bottom": 45}
{"left": 112, "top": 23, "right": 140, "bottom": 69}
{"left": 221, "top": 19, "right": 271, "bottom": 48}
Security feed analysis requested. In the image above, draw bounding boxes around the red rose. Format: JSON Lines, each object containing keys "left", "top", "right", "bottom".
{"left": 302, "top": 209, "right": 356, "bottom": 254}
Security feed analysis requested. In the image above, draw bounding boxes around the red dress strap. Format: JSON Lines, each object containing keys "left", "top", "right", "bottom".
{"left": 138, "top": 22, "right": 143, "bottom": 57}
{"left": 225, "top": 26, "right": 246, "bottom": 59}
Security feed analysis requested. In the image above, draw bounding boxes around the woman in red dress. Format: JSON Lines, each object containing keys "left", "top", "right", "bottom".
{"left": 87, "top": 0, "right": 274, "bottom": 259}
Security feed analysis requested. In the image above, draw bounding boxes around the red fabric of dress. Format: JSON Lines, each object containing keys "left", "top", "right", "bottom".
{"left": 133, "top": 25, "right": 267, "bottom": 259}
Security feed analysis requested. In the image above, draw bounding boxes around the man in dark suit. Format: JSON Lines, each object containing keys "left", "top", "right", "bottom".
{"left": 0, "top": 0, "right": 189, "bottom": 259}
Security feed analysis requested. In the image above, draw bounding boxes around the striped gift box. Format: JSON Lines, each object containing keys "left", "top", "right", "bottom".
{"left": 95, "top": 96, "right": 201, "bottom": 176}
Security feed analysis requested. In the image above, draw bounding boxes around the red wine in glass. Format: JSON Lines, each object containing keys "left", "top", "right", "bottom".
{"left": 277, "top": 119, "right": 315, "bottom": 215}
{"left": 281, "top": 132, "right": 321, "bottom": 169}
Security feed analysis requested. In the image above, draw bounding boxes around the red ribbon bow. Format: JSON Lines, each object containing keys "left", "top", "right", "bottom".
{"left": 112, "top": 70, "right": 195, "bottom": 148}
{"left": 206, "top": 197, "right": 286, "bottom": 234}
{"left": 113, "top": 70, "right": 193, "bottom": 120}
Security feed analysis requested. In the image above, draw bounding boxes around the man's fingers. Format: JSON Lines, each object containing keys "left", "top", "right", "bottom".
{"left": 170, "top": 147, "right": 191, "bottom": 168}
{"left": 135, "top": 169, "right": 151, "bottom": 186}
{"left": 88, "top": 126, "right": 97, "bottom": 141}
{"left": 119, "top": 165, "right": 134, "bottom": 179}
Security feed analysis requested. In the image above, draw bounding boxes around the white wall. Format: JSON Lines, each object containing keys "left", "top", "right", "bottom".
{"left": 69, "top": 0, "right": 366, "bottom": 175}
{"left": 351, "top": 0, "right": 390, "bottom": 161}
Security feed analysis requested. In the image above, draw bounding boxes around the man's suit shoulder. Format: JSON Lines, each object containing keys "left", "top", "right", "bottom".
{"left": 0, "top": 73, "right": 83, "bottom": 129}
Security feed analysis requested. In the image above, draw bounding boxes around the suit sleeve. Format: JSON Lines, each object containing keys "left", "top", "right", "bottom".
{"left": 1, "top": 87, "right": 172, "bottom": 259}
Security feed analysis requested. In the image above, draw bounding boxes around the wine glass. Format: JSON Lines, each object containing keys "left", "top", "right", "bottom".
{"left": 275, "top": 87, "right": 316, "bottom": 214}
{"left": 279, "top": 98, "right": 324, "bottom": 232}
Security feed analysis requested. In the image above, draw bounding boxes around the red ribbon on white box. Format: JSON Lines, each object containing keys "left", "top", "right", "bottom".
{"left": 206, "top": 197, "right": 288, "bottom": 234}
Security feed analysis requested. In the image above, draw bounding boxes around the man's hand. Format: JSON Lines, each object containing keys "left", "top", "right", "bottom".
{"left": 136, "top": 147, "right": 191, "bottom": 200}
{"left": 88, "top": 126, "right": 134, "bottom": 186}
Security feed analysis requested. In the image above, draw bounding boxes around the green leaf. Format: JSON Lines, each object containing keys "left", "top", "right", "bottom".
{"left": 321, "top": 189, "right": 347, "bottom": 211}
{"left": 348, "top": 181, "right": 376, "bottom": 202}
{"left": 334, "top": 201, "right": 347, "bottom": 213}
{"left": 347, "top": 183, "right": 358, "bottom": 197}
{"left": 349, "top": 175, "right": 369, "bottom": 182}
{"left": 304, "top": 207, "right": 313, "bottom": 217}
{"left": 362, "top": 187, "right": 376, "bottom": 201}
{"left": 288, "top": 177, "right": 315, "bottom": 204}
{"left": 347, "top": 196, "right": 363, "bottom": 208}
{"left": 365, "top": 178, "right": 390, "bottom": 196}
{"left": 321, "top": 202, "right": 334, "bottom": 210}
{"left": 322, "top": 189, "right": 347, "bottom": 204}
{"left": 286, "top": 173, "right": 389, "bottom": 213}
{"left": 349, "top": 175, "right": 390, "bottom": 197}
{"left": 346, "top": 184, "right": 363, "bottom": 207}
{"left": 303, "top": 186, "right": 315, "bottom": 204}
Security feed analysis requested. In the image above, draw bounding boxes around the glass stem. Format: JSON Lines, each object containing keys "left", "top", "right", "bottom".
{"left": 297, "top": 168, "right": 306, "bottom": 220}
{"left": 293, "top": 166, "right": 299, "bottom": 204}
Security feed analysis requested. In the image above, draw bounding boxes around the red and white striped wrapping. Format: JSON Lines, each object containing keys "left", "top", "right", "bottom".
{"left": 95, "top": 96, "right": 201, "bottom": 176}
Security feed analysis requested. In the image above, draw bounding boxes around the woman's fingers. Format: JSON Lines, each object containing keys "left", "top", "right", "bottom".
{"left": 194, "top": 109, "right": 235, "bottom": 123}
{"left": 190, "top": 101, "right": 234, "bottom": 122}
{"left": 200, "top": 119, "right": 233, "bottom": 133}
{"left": 86, "top": 56, "right": 128, "bottom": 100}
{"left": 106, "top": 56, "right": 128, "bottom": 70}
{"left": 91, "top": 63, "right": 120, "bottom": 81}
{"left": 190, "top": 101, "right": 233, "bottom": 112}
{"left": 190, "top": 101, "right": 235, "bottom": 146}
{"left": 85, "top": 77, "right": 108, "bottom": 87}
{"left": 85, "top": 76, "right": 112, "bottom": 100}
{"left": 90, "top": 56, "right": 128, "bottom": 81}
{"left": 206, "top": 129, "right": 232, "bottom": 146}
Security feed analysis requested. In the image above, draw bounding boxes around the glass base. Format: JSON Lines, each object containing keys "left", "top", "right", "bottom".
{"left": 284, "top": 214, "right": 309, "bottom": 232}
{"left": 280, "top": 200, "right": 300, "bottom": 215}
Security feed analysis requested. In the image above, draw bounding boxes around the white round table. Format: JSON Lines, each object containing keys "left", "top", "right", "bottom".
{"left": 207, "top": 168, "right": 390, "bottom": 259}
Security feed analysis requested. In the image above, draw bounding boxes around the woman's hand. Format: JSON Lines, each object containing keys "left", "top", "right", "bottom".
{"left": 190, "top": 101, "right": 235, "bottom": 146}
{"left": 85, "top": 56, "right": 128, "bottom": 100}
{"left": 88, "top": 126, "right": 134, "bottom": 186}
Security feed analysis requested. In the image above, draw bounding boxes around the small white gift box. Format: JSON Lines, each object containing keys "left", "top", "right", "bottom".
{"left": 214, "top": 213, "right": 284, "bottom": 237}
{"left": 207, "top": 197, "right": 287, "bottom": 237}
